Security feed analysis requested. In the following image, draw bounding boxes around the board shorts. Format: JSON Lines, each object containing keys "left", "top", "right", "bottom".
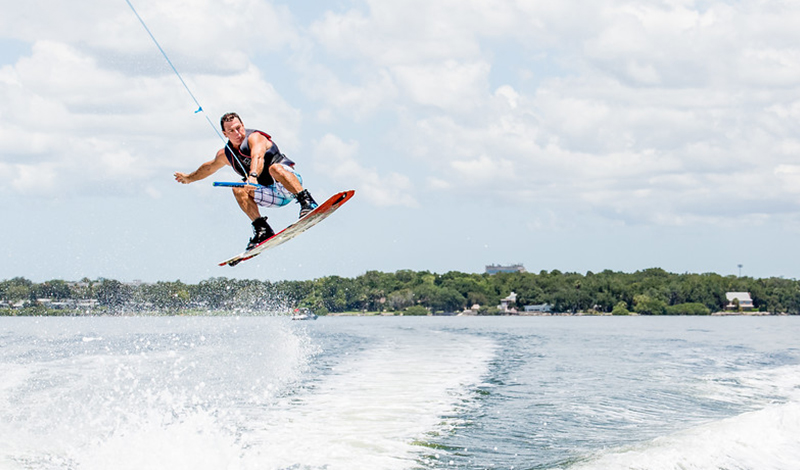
{"left": 253, "top": 164, "right": 303, "bottom": 208}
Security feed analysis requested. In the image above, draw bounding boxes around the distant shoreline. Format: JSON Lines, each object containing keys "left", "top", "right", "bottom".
{"left": 3, "top": 269, "right": 800, "bottom": 316}
{"left": 325, "top": 310, "right": 787, "bottom": 317}
{"left": 1, "top": 309, "right": 792, "bottom": 317}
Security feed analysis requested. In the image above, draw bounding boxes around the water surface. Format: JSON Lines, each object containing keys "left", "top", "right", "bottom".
{"left": 1, "top": 316, "right": 798, "bottom": 469}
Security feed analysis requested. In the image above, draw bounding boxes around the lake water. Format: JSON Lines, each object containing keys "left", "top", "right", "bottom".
{"left": 0, "top": 315, "right": 798, "bottom": 470}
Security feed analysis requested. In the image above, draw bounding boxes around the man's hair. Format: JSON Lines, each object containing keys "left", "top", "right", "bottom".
{"left": 220, "top": 112, "right": 242, "bottom": 132}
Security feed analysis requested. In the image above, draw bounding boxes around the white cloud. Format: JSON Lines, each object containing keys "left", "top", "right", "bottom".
{"left": 4, "top": 0, "right": 800, "bottom": 281}
{"left": 450, "top": 155, "right": 516, "bottom": 186}
{"left": 0, "top": 39, "right": 300, "bottom": 197}
{"left": 0, "top": 0, "right": 297, "bottom": 73}
{"left": 298, "top": 63, "right": 398, "bottom": 120}
{"left": 494, "top": 86, "right": 520, "bottom": 109}
{"left": 309, "top": 1, "right": 485, "bottom": 66}
{"left": 392, "top": 60, "right": 490, "bottom": 112}
{"left": 196, "top": 65, "right": 302, "bottom": 149}
{"left": 312, "top": 134, "right": 417, "bottom": 207}
{"left": 2, "top": 162, "right": 56, "bottom": 195}
{"left": 774, "top": 165, "right": 800, "bottom": 198}
{"left": 4, "top": 0, "right": 800, "bottom": 229}
{"left": 351, "top": 0, "right": 800, "bottom": 228}
{"left": 426, "top": 177, "right": 451, "bottom": 191}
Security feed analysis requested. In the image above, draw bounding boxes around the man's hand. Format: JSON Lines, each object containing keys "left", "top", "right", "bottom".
{"left": 174, "top": 172, "right": 191, "bottom": 184}
{"left": 175, "top": 149, "right": 231, "bottom": 185}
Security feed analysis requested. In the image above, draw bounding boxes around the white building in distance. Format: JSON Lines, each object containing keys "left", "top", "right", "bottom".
{"left": 725, "top": 292, "right": 754, "bottom": 311}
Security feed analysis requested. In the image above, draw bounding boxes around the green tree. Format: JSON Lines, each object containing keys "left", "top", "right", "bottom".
{"left": 404, "top": 305, "right": 429, "bottom": 316}
{"left": 143, "top": 281, "right": 190, "bottom": 311}
{"left": 387, "top": 289, "right": 414, "bottom": 311}
{"left": 611, "top": 301, "right": 631, "bottom": 316}
{"left": 412, "top": 280, "right": 440, "bottom": 309}
{"left": 96, "top": 279, "right": 131, "bottom": 310}
{"left": 1, "top": 277, "right": 33, "bottom": 302}
{"left": 633, "top": 294, "right": 667, "bottom": 315}
{"left": 430, "top": 287, "right": 466, "bottom": 313}
{"left": 34, "top": 280, "right": 73, "bottom": 300}
{"left": 195, "top": 277, "right": 236, "bottom": 310}
{"left": 665, "top": 303, "right": 710, "bottom": 315}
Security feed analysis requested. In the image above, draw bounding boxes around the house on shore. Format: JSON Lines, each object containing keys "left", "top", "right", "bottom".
{"left": 459, "top": 304, "right": 481, "bottom": 316}
{"left": 523, "top": 303, "right": 553, "bottom": 315}
{"left": 725, "top": 292, "right": 754, "bottom": 311}
{"left": 499, "top": 292, "right": 518, "bottom": 314}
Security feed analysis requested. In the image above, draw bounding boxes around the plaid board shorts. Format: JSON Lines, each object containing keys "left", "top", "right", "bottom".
{"left": 253, "top": 164, "right": 303, "bottom": 208}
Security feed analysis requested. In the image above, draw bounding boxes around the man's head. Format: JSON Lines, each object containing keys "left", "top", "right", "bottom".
{"left": 220, "top": 112, "right": 242, "bottom": 131}
{"left": 221, "top": 112, "right": 246, "bottom": 146}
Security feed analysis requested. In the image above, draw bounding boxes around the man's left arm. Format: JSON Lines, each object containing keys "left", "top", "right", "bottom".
{"left": 247, "top": 133, "right": 273, "bottom": 184}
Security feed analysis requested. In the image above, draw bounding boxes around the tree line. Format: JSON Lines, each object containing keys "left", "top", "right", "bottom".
{"left": 2, "top": 268, "right": 799, "bottom": 315}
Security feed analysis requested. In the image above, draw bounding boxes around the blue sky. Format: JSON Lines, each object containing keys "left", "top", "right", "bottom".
{"left": 2, "top": 0, "right": 800, "bottom": 283}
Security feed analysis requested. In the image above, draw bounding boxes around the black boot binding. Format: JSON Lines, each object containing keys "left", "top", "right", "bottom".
{"left": 247, "top": 216, "right": 274, "bottom": 251}
{"left": 296, "top": 189, "right": 319, "bottom": 218}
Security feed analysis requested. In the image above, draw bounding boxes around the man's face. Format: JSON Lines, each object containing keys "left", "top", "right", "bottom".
{"left": 223, "top": 118, "right": 246, "bottom": 146}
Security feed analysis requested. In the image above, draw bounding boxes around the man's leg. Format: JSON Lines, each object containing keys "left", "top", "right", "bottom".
{"left": 269, "top": 164, "right": 318, "bottom": 217}
{"left": 232, "top": 186, "right": 273, "bottom": 249}
{"left": 232, "top": 186, "right": 261, "bottom": 221}
{"left": 268, "top": 164, "right": 303, "bottom": 194}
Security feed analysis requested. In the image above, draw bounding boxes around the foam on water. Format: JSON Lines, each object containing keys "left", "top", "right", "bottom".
{"left": 237, "top": 326, "right": 496, "bottom": 469}
{"left": 572, "top": 402, "right": 800, "bottom": 470}
{"left": 0, "top": 317, "right": 316, "bottom": 470}
{"left": 0, "top": 318, "right": 495, "bottom": 470}
{"left": 4, "top": 316, "right": 798, "bottom": 470}
{"left": 571, "top": 364, "right": 800, "bottom": 470}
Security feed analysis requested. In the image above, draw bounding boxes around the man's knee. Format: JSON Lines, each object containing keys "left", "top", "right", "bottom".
{"left": 232, "top": 186, "right": 251, "bottom": 201}
{"left": 270, "top": 164, "right": 300, "bottom": 183}
{"left": 268, "top": 163, "right": 303, "bottom": 193}
{"left": 268, "top": 163, "right": 284, "bottom": 178}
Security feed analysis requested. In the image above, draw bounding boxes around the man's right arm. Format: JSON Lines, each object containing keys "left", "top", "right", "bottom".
{"left": 174, "top": 149, "right": 229, "bottom": 184}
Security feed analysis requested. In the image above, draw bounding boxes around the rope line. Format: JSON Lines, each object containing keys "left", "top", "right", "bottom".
{"left": 124, "top": 0, "right": 249, "bottom": 177}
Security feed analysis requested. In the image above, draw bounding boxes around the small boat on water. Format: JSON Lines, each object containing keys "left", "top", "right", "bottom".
{"left": 291, "top": 308, "right": 318, "bottom": 320}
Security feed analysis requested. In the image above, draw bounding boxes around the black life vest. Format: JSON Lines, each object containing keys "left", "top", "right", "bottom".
{"left": 224, "top": 129, "right": 294, "bottom": 186}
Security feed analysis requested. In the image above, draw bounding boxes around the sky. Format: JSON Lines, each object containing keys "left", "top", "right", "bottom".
{"left": 2, "top": 0, "right": 800, "bottom": 283}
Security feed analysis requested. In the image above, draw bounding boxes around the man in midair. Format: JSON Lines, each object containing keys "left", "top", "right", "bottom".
{"left": 174, "top": 112, "right": 318, "bottom": 250}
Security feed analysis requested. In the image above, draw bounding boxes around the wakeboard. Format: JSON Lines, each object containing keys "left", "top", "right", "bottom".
{"left": 219, "top": 190, "right": 355, "bottom": 267}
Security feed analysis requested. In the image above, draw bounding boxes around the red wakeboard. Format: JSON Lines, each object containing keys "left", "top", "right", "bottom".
{"left": 220, "top": 190, "right": 354, "bottom": 267}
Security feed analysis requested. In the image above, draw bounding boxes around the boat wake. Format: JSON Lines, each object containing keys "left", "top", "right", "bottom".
{"left": 0, "top": 318, "right": 495, "bottom": 470}
{"left": 571, "top": 364, "right": 800, "bottom": 470}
